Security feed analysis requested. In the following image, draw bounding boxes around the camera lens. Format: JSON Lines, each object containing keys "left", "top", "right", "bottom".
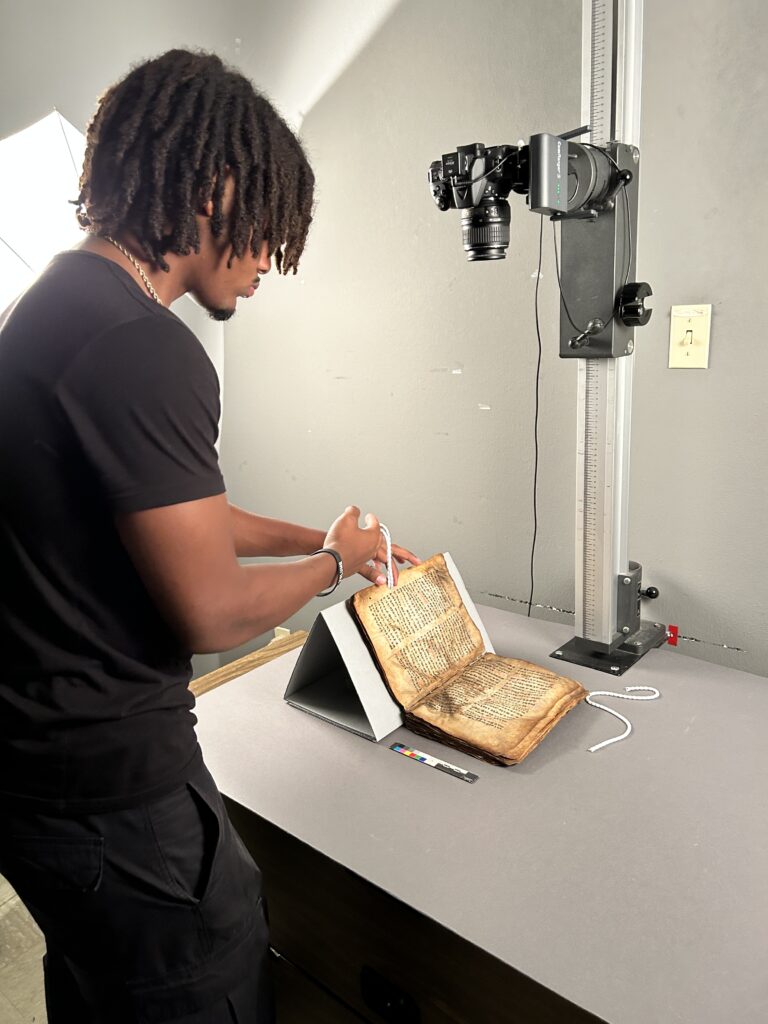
{"left": 461, "top": 197, "right": 510, "bottom": 260}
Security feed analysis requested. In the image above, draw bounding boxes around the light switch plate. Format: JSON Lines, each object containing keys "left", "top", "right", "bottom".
{"left": 669, "top": 304, "right": 712, "bottom": 368}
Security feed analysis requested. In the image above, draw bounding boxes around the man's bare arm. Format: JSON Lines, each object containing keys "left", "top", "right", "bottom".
{"left": 116, "top": 495, "right": 382, "bottom": 653}
{"left": 228, "top": 503, "right": 323, "bottom": 557}
{"left": 228, "top": 503, "right": 423, "bottom": 584}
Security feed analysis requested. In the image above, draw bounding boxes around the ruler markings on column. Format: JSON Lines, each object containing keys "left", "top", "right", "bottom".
{"left": 580, "top": 0, "right": 615, "bottom": 642}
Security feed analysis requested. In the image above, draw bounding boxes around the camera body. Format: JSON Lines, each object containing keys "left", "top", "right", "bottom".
{"left": 428, "top": 142, "right": 523, "bottom": 261}
{"left": 428, "top": 133, "right": 617, "bottom": 262}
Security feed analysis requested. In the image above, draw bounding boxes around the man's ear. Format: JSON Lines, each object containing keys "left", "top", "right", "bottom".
{"left": 199, "top": 166, "right": 234, "bottom": 218}
{"left": 198, "top": 180, "right": 218, "bottom": 218}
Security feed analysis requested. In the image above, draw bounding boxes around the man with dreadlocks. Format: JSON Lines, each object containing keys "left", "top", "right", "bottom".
{"left": 0, "top": 49, "right": 419, "bottom": 1022}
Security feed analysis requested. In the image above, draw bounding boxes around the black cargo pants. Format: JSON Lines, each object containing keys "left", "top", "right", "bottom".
{"left": 0, "top": 760, "right": 273, "bottom": 1022}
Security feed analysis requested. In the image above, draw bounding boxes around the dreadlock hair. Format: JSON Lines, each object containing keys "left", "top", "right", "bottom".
{"left": 74, "top": 49, "right": 314, "bottom": 274}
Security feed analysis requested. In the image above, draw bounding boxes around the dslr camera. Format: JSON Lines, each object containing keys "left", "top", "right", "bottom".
{"left": 428, "top": 132, "right": 626, "bottom": 261}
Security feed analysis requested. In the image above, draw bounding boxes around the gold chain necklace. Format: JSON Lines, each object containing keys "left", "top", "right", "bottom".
{"left": 104, "top": 236, "right": 162, "bottom": 305}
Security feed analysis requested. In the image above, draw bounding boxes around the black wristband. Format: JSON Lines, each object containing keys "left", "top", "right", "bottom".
{"left": 310, "top": 548, "right": 344, "bottom": 597}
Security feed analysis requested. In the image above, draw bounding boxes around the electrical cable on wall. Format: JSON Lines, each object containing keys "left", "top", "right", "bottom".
{"left": 527, "top": 217, "right": 545, "bottom": 617}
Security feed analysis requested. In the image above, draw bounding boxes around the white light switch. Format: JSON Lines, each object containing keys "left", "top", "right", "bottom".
{"left": 669, "top": 304, "right": 712, "bottom": 368}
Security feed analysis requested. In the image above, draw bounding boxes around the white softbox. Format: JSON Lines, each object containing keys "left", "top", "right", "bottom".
{"left": 0, "top": 110, "right": 86, "bottom": 312}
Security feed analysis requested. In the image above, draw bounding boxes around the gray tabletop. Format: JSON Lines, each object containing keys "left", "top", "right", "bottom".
{"left": 194, "top": 607, "right": 768, "bottom": 1024}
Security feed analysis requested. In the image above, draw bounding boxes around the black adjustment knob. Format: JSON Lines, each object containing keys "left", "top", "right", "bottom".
{"left": 641, "top": 586, "right": 659, "bottom": 599}
{"left": 618, "top": 282, "right": 653, "bottom": 327}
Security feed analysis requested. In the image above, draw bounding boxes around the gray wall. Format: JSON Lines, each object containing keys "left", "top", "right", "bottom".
{"left": 630, "top": 0, "right": 767, "bottom": 674}
{"left": 0, "top": 1, "right": 239, "bottom": 140}
{"left": 221, "top": 0, "right": 768, "bottom": 678}
{"left": 0, "top": 0, "right": 400, "bottom": 138}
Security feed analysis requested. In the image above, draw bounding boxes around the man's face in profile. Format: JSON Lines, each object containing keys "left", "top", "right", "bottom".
{"left": 189, "top": 174, "right": 272, "bottom": 321}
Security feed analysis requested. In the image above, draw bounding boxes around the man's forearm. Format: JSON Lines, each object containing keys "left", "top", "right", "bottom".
{"left": 195, "top": 554, "right": 339, "bottom": 652}
{"left": 229, "top": 503, "right": 324, "bottom": 557}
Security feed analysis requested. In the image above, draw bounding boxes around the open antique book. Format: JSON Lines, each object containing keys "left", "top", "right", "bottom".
{"left": 349, "top": 553, "right": 587, "bottom": 765}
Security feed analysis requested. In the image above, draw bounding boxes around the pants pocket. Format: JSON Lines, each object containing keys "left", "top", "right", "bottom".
{"left": 5, "top": 834, "right": 104, "bottom": 893}
{"left": 146, "top": 778, "right": 222, "bottom": 905}
{"left": 127, "top": 897, "right": 272, "bottom": 1024}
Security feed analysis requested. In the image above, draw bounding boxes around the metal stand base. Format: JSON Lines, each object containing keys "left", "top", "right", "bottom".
{"left": 551, "top": 620, "right": 668, "bottom": 677}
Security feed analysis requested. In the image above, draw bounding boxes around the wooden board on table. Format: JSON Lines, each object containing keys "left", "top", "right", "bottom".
{"left": 190, "top": 631, "right": 308, "bottom": 698}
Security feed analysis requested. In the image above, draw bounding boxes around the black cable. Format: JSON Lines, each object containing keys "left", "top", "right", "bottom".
{"left": 551, "top": 173, "right": 633, "bottom": 337}
{"left": 621, "top": 178, "right": 632, "bottom": 289}
{"left": 528, "top": 215, "right": 544, "bottom": 618}
{"left": 552, "top": 220, "right": 580, "bottom": 331}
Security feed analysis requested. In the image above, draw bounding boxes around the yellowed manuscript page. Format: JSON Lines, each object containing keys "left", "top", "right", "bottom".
{"left": 411, "top": 652, "right": 586, "bottom": 763}
{"left": 350, "top": 554, "right": 484, "bottom": 709}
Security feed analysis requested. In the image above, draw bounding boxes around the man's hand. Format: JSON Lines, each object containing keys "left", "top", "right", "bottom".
{"left": 369, "top": 536, "right": 421, "bottom": 586}
{"left": 322, "top": 506, "right": 382, "bottom": 582}
{"left": 323, "top": 507, "right": 421, "bottom": 587}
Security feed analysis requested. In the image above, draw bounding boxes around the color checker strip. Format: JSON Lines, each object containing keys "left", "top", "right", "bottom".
{"left": 389, "top": 743, "right": 478, "bottom": 783}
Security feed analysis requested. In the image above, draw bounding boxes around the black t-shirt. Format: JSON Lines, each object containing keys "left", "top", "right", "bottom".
{"left": 0, "top": 250, "right": 226, "bottom": 812}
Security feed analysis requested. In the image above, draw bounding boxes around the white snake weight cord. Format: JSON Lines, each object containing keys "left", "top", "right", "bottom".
{"left": 379, "top": 524, "right": 395, "bottom": 589}
{"left": 586, "top": 686, "right": 661, "bottom": 753}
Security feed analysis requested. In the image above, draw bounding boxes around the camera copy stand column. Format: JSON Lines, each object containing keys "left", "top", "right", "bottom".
{"left": 552, "top": 0, "right": 666, "bottom": 675}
